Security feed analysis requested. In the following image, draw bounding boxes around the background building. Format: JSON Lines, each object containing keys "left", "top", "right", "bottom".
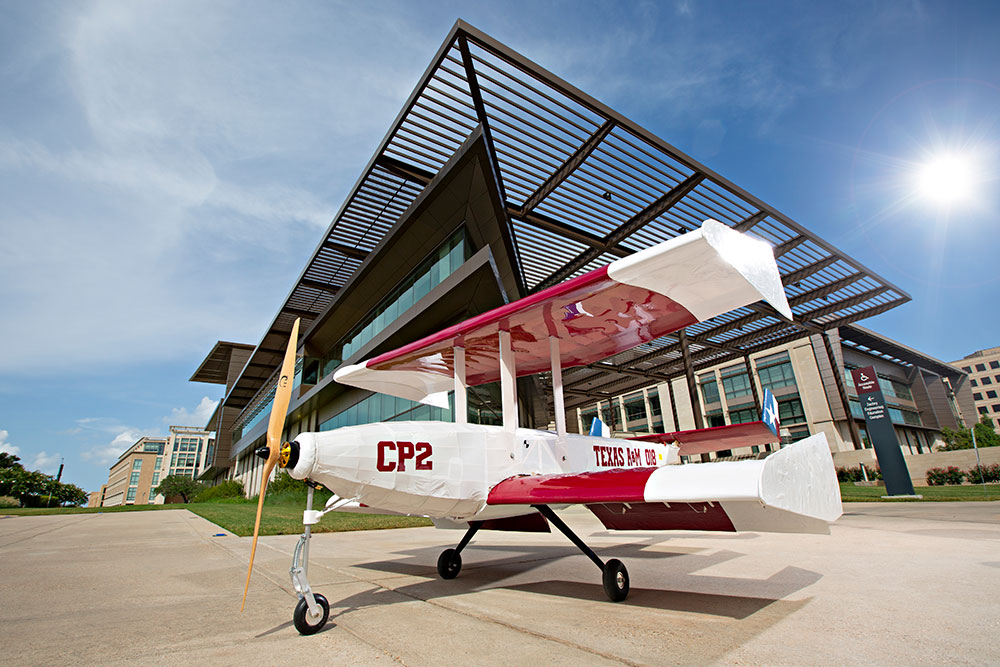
{"left": 576, "top": 324, "right": 974, "bottom": 468}
{"left": 190, "top": 23, "right": 915, "bottom": 494}
{"left": 101, "top": 436, "right": 165, "bottom": 507}
{"left": 98, "top": 426, "right": 213, "bottom": 506}
{"left": 951, "top": 346, "right": 1000, "bottom": 431}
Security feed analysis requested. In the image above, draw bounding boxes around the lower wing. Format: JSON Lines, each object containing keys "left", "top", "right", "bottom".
{"left": 487, "top": 433, "right": 841, "bottom": 535}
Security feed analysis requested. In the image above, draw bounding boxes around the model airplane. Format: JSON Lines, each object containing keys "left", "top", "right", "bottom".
{"left": 240, "top": 219, "right": 842, "bottom": 635}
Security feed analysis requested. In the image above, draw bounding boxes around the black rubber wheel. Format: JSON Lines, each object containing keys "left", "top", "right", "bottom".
{"left": 602, "top": 559, "right": 629, "bottom": 602}
{"left": 437, "top": 548, "right": 462, "bottom": 579}
{"left": 293, "top": 593, "right": 330, "bottom": 635}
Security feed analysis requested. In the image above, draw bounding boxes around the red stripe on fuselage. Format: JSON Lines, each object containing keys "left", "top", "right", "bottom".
{"left": 487, "top": 468, "right": 657, "bottom": 505}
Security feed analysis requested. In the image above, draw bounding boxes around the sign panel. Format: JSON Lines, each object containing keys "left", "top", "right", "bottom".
{"left": 850, "top": 366, "right": 915, "bottom": 495}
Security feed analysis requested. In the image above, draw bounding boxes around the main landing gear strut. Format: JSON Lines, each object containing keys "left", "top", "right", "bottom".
{"left": 435, "top": 505, "right": 630, "bottom": 602}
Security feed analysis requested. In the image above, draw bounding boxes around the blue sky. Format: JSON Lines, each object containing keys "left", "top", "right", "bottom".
{"left": 1, "top": 1, "right": 998, "bottom": 492}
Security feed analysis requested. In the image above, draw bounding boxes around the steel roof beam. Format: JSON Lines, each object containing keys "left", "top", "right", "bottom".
{"left": 533, "top": 172, "right": 705, "bottom": 290}
{"left": 517, "top": 119, "right": 615, "bottom": 215}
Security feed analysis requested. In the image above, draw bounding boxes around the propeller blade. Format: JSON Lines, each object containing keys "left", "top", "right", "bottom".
{"left": 241, "top": 317, "right": 300, "bottom": 612}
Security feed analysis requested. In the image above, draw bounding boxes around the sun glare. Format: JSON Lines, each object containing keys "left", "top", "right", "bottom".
{"left": 916, "top": 152, "right": 977, "bottom": 206}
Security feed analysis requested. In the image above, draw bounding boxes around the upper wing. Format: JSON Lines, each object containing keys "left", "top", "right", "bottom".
{"left": 487, "top": 434, "right": 841, "bottom": 535}
{"left": 335, "top": 220, "right": 791, "bottom": 407}
{"left": 628, "top": 421, "right": 779, "bottom": 456}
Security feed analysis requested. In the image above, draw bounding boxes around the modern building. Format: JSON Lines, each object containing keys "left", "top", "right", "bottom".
{"left": 950, "top": 346, "right": 1000, "bottom": 431}
{"left": 101, "top": 436, "right": 166, "bottom": 507}
{"left": 190, "top": 22, "right": 916, "bottom": 494}
{"left": 98, "top": 426, "right": 214, "bottom": 506}
{"left": 576, "top": 324, "right": 975, "bottom": 466}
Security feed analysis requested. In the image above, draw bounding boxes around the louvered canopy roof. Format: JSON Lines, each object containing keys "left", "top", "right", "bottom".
{"left": 224, "top": 20, "right": 910, "bottom": 415}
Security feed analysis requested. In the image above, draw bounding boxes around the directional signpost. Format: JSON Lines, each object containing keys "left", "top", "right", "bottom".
{"left": 850, "top": 366, "right": 916, "bottom": 496}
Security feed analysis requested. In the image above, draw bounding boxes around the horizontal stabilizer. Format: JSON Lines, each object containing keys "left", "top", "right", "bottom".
{"left": 487, "top": 433, "right": 841, "bottom": 535}
{"left": 628, "top": 421, "right": 779, "bottom": 456}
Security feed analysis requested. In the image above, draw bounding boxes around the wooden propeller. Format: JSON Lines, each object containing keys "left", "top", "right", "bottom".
{"left": 241, "top": 317, "right": 300, "bottom": 612}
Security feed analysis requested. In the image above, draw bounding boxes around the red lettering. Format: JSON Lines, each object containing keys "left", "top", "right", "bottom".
{"left": 593, "top": 445, "right": 601, "bottom": 466}
{"left": 616, "top": 447, "right": 624, "bottom": 467}
{"left": 415, "top": 442, "right": 433, "bottom": 470}
{"left": 396, "top": 441, "right": 415, "bottom": 472}
{"left": 376, "top": 441, "right": 396, "bottom": 471}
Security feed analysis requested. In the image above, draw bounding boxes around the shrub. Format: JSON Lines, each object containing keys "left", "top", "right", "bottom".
{"left": 0, "top": 495, "right": 19, "bottom": 508}
{"left": 193, "top": 480, "right": 245, "bottom": 503}
{"left": 965, "top": 463, "right": 1000, "bottom": 484}
{"left": 836, "top": 464, "right": 882, "bottom": 482}
{"left": 268, "top": 471, "right": 307, "bottom": 495}
{"left": 926, "top": 466, "right": 965, "bottom": 486}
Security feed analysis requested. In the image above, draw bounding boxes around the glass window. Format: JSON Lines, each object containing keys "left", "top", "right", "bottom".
{"left": 155, "top": 456, "right": 162, "bottom": 470}
{"left": 129, "top": 471, "right": 140, "bottom": 484}
{"left": 700, "top": 379, "right": 720, "bottom": 404}
{"left": 992, "top": 404, "right": 1000, "bottom": 412}
{"left": 320, "top": 391, "right": 453, "bottom": 431}
{"left": 132, "top": 459, "right": 142, "bottom": 470}
{"left": 778, "top": 397, "right": 806, "bottom": 424}
{"left": 878, "top": 376, "right": 913, "bottom": 401}
{"left": 623, "top": 395, "right": 646, "bottom": 422}
{"left": 126, "top": 488, "right": 136, "bottom": 502}
{"left": 888, "top": 407, "right": 921, "bottom": 426}
{"left": 988, "top": 391, "right": 998, "bottom": 399}
{"left": 983, "top": 377, "right": 993, "bottom": 385}
{"left": 729, "top": 407, "right": 757, "bottom": 424}
{"left": 756, "top": 352, "right": 796, "bottom": 391}
{"left": 995, "top": 375, "right": 1000, "bottom": 383}
{"left": 757, "top": 360, "right": 796, "bottom": 391}
{"left": 991, "top": 361, "right": 1000, "bottom": 369}
{"left": 333, "top": 230, "right": 467, "bottom": 366}
{"left": 151, "top": 473, "right": 159, "bottom": 488}
{"left": 648, "top": 393, "right": 662, "bottom": 416}
{"left": 971, "top": 379, "right": 978, "bottom": 387}
{"left": 722, "top": 372, "right": 752, "bottom": 401}
{"left": 976, "top": 363, "right": 987, "bottom": 372}
{"left": 974, "top": 393, "right": 983, "bottom": 400}
{"left": 962, "top": 366, "right": 972, "bottom": 373}
{"left": 978, "top": 406, "right": 989, "bottom": 414}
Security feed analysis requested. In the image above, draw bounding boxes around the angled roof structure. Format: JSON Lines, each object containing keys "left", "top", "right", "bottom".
{"left": 223, "top": 20, "right": 910, "bottom": 419}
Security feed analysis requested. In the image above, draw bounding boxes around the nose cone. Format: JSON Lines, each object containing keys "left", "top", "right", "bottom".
{"left": 284, "top": 432, "right": 318, "bottom": 480}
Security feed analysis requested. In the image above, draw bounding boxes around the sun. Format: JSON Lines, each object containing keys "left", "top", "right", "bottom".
{"left": 916, "top": 152, "right": 978, "bottom": 206}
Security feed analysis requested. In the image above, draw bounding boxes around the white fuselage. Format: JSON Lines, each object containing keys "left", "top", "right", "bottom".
{"left": 287, "top": 422, "right": 676, "bottom": 521}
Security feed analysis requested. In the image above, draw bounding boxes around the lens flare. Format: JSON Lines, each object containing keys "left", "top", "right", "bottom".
{"left": 916, "top": 152, "right": 977, "bottom": 206}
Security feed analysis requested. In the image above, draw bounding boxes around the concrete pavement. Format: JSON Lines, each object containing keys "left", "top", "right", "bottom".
{"left": 1, "top": 503, "right": 998, "bottom": 665}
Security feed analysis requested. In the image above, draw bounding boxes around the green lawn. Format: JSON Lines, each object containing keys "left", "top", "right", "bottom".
{"left": 0, "top": 493, "right": 431, "bottom": 536}
{"left": 840, "top": 482, "right": 1000, "bottom": 502}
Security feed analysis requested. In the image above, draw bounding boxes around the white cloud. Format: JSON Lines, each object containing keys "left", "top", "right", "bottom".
{"left": 82, "top": 430, "right": 139, "bottom": 466}
{"left": 166, "top": 397, "right": 219, "bottom": 429}
{"left": 0, "top": 429, "right": 20, "bottom": 456}
{"left": 32, "top": 451, "right": 61, "bottom": 475}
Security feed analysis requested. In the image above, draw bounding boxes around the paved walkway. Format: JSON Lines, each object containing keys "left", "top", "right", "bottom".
{"left": 1, "top": 503, "right": 998, "bottom": 665}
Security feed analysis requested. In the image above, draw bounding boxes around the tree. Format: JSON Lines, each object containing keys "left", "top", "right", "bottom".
{"left": 0, "top": 452, "right": 21, "bottom": 469}
{"left": 940, "top": 415, "right": 1000, "bottom": 451}
{"left": 155, "top": 475, "right": 204, "bottom": 503}
{"left": 56, "top": 483, "right": 88, "bottom": 506}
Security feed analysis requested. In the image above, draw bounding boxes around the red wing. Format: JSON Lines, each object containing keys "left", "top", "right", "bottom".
{"left": 334, "top": 221, "right": 790, "bottom": 407}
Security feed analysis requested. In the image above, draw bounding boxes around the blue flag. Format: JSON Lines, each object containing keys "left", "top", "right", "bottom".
{"left": 761, "top": 388, "right": 780, "bottom": 436}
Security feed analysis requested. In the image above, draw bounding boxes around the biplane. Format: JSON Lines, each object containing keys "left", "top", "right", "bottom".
{"left": 240, "top": 219, "right": 842, "bottom": 634}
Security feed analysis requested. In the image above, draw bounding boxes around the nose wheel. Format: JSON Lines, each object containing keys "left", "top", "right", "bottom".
{"left": 293, "top": 593, "right": 329, "bottom": 635}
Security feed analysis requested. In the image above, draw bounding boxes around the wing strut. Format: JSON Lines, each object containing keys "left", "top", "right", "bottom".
{"left": 499, "top": 330, "right": 517, "bottom": 431}
{"left": 454, "top": 345, "right": 467, "bottom": 424}
{"left": 549, "top": 336, "right": 566, "bottom": 439}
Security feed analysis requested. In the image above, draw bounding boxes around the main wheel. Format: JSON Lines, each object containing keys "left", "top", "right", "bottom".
{"left": 437, "top": 548, "right": 462, "bottom": 579}
{"left": 293, "top": 593, "right": 330, "bottom": 635}
{"left": 602, "top": 559, "right": 629, "bottom": 602}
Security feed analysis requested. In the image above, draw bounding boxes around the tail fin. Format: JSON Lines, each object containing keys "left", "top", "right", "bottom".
{"left": 761, "top": 388, "right": 780, "bottom": 437}
{"left": 589, "top": 417, "right": 611, "bottom": 438}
